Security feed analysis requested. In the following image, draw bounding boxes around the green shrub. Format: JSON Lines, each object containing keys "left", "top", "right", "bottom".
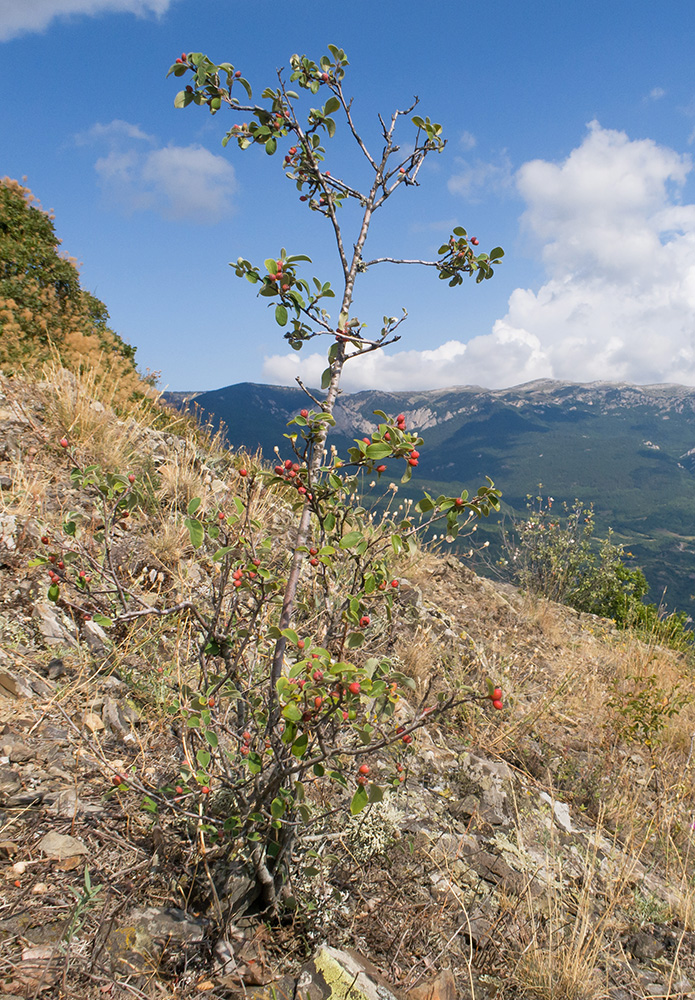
{"left": 502, "top": 494, "right": 693, "bottom": 648}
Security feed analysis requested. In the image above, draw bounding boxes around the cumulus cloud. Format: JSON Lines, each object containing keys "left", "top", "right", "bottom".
{"left": 80, "top": 119, "right": 237, "bottom": 223}
{"left": 264, "top": 122, "right": 695, "bottom": 391}
{"left": 0, "top": 0, "right": 174, "bottom": 41}
{"left": 647, "top": 87, "right": 666, "bottom": 101}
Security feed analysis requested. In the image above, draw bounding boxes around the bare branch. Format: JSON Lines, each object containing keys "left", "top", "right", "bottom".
{"left": 361, "top": 256, "right": 441, "bottom": 268}
{"left": 333, "top": 83, "right": 377, "bottom": 170}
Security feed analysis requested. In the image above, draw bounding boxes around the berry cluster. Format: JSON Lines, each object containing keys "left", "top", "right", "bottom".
{"left": 272, "top": 457, "right": 314, "bottom": 502}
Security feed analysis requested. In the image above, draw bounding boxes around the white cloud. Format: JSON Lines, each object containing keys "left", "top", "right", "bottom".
{"left": 459, "top": 130, "right": 477, "bottom": 151}
{"left": 82, "top": 119, "right": 237, "bottom": 223}
{"left": 0, "top": 0, "right": 174, "bottom": 41}
{"left": 647, "top": 87, "right": 666, "bottom": 101}
{"left": 448, "top": 152, "right": 514, "bottom": 201}
{"left": 264, "top": 122, "right": 695, "bottom": 391}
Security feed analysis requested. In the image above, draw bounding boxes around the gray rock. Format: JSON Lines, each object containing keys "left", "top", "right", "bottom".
{"left": 33, "top": 603, "right": 77, "bottom": 648}
{"left": 38, "top": 831, "right": 89, "bottom": 860}
{"left": 0, "top": 769, "right": 21, "bottom": 798}
{"left": 0, "top": 668, "right": 33, "bottom": 699}
{"left": 626, "top": 930, "right": 665, "bottom": 962}
{"left": 456, "top": 751, "right": 512, "bottom": 826}
{"left": 47, "top": 788, "right": 103, "bottom": 818}
{"left": 82, "top": 618, "right": 110, "bottom": 653}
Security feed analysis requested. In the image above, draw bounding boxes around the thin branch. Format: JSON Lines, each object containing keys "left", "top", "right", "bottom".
{"left": 334, "top": 84, "right": 378, "bottom": 171}
{"left": 362, "top": 256, "right": 441, "bottom": 268}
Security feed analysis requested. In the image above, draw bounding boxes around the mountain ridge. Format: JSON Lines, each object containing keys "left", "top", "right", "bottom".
{"left": 163, "top": 378, "right": 695, "bottom": 616}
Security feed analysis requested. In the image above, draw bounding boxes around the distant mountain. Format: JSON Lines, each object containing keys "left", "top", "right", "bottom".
{"left": 163, "top": 379, "right": 695, "bottom": 617}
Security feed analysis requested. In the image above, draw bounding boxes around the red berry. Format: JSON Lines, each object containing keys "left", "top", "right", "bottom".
{"left": 359, "top": 763, "right": 370, "bottom": 775}
{"left": 241, "top": 746, "right": 249, "bottom": 755}
{"left": 314, "top": 696, "right": 323, "bottom": 709}
{"left": 313, "top": 669, "right": 323, "bottom": 681}
{"left": 348, "top": 681, "right": 361, "bottom": 695}
{"left": 59, "top": 437, "right": 68, "bottom": 448}
{"left": 359, "top": 616, "right": 370, "bottom": 627}
{"left": 384, "top": 432, "right": 390, "bottom": 441}
{"left": 492, "top": 687, "right": 502, "bottom": 701}
{"left": 181, "top": 52, "right": 187, "bottom": 61}
{"left": 128, "top": 474, "right": 136, "bottom": 483}
{"left": 284, "top": 459, "right": 292, "bottom": 468}
{"left": 274, "top": 465, "right": 284, "bottom": 475}
{"left": 239, "top": 468, "right": 248, "bottom": 477}
{"left": 492, "top": 699, "right": 504, "bottom": 710}
{"left": 252, "top": 558, "right": 260, "bottom": 566}
{"left": 297, "top": 639, "right": 305, "bottom": 650}
{"left": 185, "top": 85, "right": 193, "bottom": 93}
{"left": 391, "top": 580, "right": 399, "bottom": 588}
{"left": 208, "top": 697, "right": 215, "bottom": 708}
{"left": 410, "top": 450, "right": 420, "bottom": 459}
{"left": 455, "top": 498, "right": 464, "bottom": 507}
{"left": 399, "top": 167, "right": 406, "bottom": 174}
{"left": 235, "top": 70, "right": 242, "bottom": 78}
{"left": 408, "top": 458, "right": 418, "bottom": 466}
{"left": 363, "top": 437, "right": 371, "bottom": 444}
{"left": 402, "top": 733, "right": 413, "bottom": 744}
{"left": 57, "top": 561, "right": 64, "bottom": 569}
{"left": 218, "top": 511, "right": 226, "bottom": 519}
{"left": 376, "top": 464, "right": 387, "bottom": 473}
{"left": 357, "top": 775, "right": 367, "bottom": 785}
{"left": 175, "top": 786, "right": 183, "bottom": 795}
{"left": 342, "top": 710, "right": 349, "bottom": 720}
{"left": 310, "top": 557, "right": 319, "bottom": 566}
{"left": 41, "top": 535, "right": 49, "bottom": 544}
{"left": 309, "top": 547, "right": 318, "bottom": 555}
{"left": 201, "top": 785, "right": 210, "bottom": 794}
{"left": 396, "top": 414, "right": 405, "bottom": 423}
{"left": 471, "top": 237, "right": 479, "bottom": 245}
{"left": 300, "top": 409, "right": 309, "bottom": 417}
{"left": 300, "top": 195, "right": 308, "bottom": 201}
{"left": 321, "top": 73, "right": 329, "bottom": 82}
{"left": 111, "top": 774, "right": 123, "bottom": 786}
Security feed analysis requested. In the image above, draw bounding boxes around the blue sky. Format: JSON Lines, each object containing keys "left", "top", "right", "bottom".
{"left": 3, "top": 0, "right": 695, "bottom": 392}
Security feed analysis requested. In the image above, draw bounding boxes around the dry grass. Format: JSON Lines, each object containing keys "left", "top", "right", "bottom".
{"left": 39, "top": 361, "right": 155, "bottom": 469}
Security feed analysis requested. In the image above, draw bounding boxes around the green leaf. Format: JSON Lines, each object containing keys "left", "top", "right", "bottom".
{"left": 275, "top": 304, "right": 288, "bottom": 326}
{"left": 368, "top": 783, "right": 384, "bottom": 804}
{"left": 265, "top": 137, "right": 277, "bottom": 155}
{"left": 187, "top": 496, "right": 202, "bottom": 516}
{"left": 324, "top": 96, "right": 340, "bottom": 114}
{"left": 365, "top": 442, "right": 392, "bottom": 460}
{"left": 281, "top": 627, "right": 299, "bottom": 645}
{"left": 205, "top": 730, "right": 219, "bottom": 748}
{"left": 271, "top": 797, "right": 285, "bottom": 818}
{"left": 347, "top": 632, "right": 364, "bottom": 648}
{"left": 212, "top": 545, "right": 234, "bottom": 561}
{"left": 350, "top": 785, "right": 369, "bottom": 815}
{"left": 401, "top": 464, "right": 413, "bottom": 484}
{"left": 47, "top": 583, "right": 60, "bottom": 603}
{"left": 174, "top": 90, "right": 193, "bottom": 109}
{"left": 184, "top": 517, "right": 205, "bottom": 549}
{"left": 196, "top": 749, "right": 211, "bottom": 769}
{"left": 339, "top": 531, "right": 363, "bottom": 549}
{"left": 415, "top": 497, "right": 435, "bottom": 513}
{"left": 321, "top": 367, "right": 332, "bottom": 390}
{"left": 292, "top": 733, "right": 309, "bottom": 758}
{"left": 93, "top": 613, "right": 113, "bottom": 628}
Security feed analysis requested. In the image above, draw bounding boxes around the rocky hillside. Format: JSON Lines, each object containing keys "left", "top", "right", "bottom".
{"left": 166, "top": 379, "right": 695, "bottom": 617}
{"left": 3, "top": 369, "right": 695, "bottom": 1000}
